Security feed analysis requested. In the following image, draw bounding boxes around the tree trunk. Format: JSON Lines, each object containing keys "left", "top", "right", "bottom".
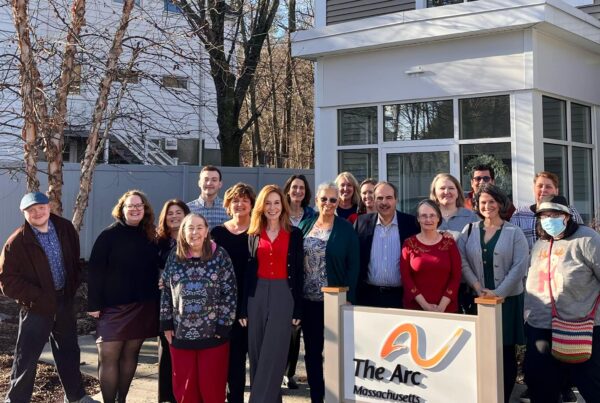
{"left": 45, "top": 0, "right": 87, "bottom": 215}
{"left": 12, "top": 0, "right": 49, "bottom": 192}
{"left": 249, "top": 78, "right": 263, "bottom": 166}
{"left": 283, "top": 0, "right": 295, "bottom": 168}
{"left": 72, "top": 0, "right": 135, "bottom": 231}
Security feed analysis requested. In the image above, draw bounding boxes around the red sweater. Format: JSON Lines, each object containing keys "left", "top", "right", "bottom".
{"left": 400, "top": 233, "right": 461, "bottom": 313}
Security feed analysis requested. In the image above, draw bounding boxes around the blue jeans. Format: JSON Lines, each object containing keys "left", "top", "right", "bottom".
{"left": 5, "top": 294, "right": 85, "bottom": 403}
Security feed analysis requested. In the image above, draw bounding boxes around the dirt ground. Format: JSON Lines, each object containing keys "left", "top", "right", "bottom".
{"left": 0, "top": 282, "right": 100, "bottom": 401}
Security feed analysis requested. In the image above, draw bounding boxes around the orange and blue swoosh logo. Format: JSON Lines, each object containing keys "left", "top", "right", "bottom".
{"left": 380, "top": 323, "right": 465, "bottom": 370}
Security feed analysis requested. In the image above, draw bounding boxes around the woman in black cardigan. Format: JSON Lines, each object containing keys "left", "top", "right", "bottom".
{"left": 87, "top": 190, "right": 160, "bottom": 403}
{"left": 240, "top": 184, "right": 303, "bottom": 403}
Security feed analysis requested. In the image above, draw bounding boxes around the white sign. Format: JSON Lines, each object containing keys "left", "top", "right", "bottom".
{"left": 342, "top": 307, "right": 478, "bottom": 403}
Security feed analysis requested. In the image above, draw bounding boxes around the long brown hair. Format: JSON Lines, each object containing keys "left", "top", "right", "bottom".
{"left": 157, "top": 199, "right": 190, "bottom": 241}
{"left": 248, "top": 185, "right": 291, "bottom": 236}
{"left": 176, "top": 213, "right": 213, "bottom": 261}
{"left": 111, "top": 190, "right": 156, "bottom": 241}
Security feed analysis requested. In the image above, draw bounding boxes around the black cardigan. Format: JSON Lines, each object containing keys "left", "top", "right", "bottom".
{"left": 87, "top": 221, "right": 160, "bottom": 311}
{"left": 240, "top": 227, "right": 304, "bottom": 319}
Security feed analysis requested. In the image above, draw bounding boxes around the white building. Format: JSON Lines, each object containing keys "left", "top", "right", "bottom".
{"left": 0, "top": 0, "right": 221, "bottom": 166}
{"left": 292, "top": 0, "right": 600, "bottom": 223}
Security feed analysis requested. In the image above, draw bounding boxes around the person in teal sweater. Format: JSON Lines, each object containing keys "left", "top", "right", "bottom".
{"left": 297, "top": 182, "right": 359, "bottom": 403}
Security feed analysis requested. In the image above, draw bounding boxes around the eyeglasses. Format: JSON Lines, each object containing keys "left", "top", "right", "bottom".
{"left": 319, "top": 197, "right": 338, "bottom": 204}
{"left": 124, "top": 203, "right": 144, "bottom": 210}
{"left": 472, "top": 176, "right": 492, "bottom": 183}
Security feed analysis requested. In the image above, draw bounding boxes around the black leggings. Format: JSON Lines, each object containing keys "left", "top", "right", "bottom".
{"left": 97, "top": 338, "right": 145, "bottom": 403}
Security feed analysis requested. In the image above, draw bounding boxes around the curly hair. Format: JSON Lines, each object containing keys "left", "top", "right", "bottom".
{"left": 223, "top": 183, "right": 256, "bottom": 216}
{"left": 111, "top": 190, "right": 156, "bottom": 241}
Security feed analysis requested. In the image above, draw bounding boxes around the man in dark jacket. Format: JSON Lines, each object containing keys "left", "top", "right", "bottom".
{"left": 0, "top": 192, "right": 97, "bottom": 403}
{"left": 354, "top": 182, "right": 419, "bottom": 308}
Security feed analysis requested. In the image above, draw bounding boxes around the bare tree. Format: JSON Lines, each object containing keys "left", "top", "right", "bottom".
{"left": 175, "top": 0, "right": 280, "bottom": 166}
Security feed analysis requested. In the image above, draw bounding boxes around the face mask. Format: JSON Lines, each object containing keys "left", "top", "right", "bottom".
{"left": 540, "top": 216, "right": 566, "bottom": 237}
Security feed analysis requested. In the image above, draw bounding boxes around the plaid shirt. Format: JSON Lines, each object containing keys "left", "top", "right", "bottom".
{"left": 510, "top": 204, "right": 583, "bottom": 250}
{"left": 31, "top": 220, "right": 66, "bottom": 290}
{"left": 187, "top": 195, "right": 229, "bottom": 229}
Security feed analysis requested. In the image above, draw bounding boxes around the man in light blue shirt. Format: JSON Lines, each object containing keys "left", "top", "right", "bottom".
{"left": 354, "top": 182, "right": 419, "bottom": 308}
{"left": 187, "top": 165, "right": 229, "bottom": 229}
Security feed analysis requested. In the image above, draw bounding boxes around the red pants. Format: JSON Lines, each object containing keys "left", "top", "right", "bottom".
{"left": 169, "top": 342, "right": 230, "bottom": 403}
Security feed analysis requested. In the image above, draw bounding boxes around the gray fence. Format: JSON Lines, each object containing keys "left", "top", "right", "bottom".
{"left": 0, "top": 163, "right": 314, "bottom": 259}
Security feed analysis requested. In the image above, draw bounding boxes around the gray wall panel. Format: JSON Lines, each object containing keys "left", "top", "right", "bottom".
{"left": 0, "top": 164, "right": 313, "bottom": 259}
{"left": 327, "top": 0, "right": 414, "bottom": 25}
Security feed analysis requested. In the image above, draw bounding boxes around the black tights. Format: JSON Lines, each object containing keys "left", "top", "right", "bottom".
{"left": 97, "top": 338, "right": 145, "bottom": 403}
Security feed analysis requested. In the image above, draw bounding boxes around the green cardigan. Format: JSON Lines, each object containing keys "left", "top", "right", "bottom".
{"left": 299, "top": 215, "right": 360, "bottom": 304}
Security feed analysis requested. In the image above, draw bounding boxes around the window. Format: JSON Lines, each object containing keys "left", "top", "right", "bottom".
{"left": 383, "top": 100, "right": 453, "bottom": 141}
{"left": 542, "top": 96, "right": 594, "bottom": 223}
{"left": 427, "top": 0, "right": 463, "bottom": 6}
{"left": 459, "top": 95, "right": 510, "bottom": 139}
{"left": 387, "top": 151, "right": 450, "bottom": 213}
{"left": 543, "top": 144, "right": 569, "bottom": 197}
{"left": 543, "top": 96, "right": 566, "bottom": 140}
{"left": 571, "top": 103, "right": 591, "bottom": 144}
{"left": 162, "top": 75, "right": 188, "bottom": 89}
{"left": 338, "top": 150, "right": 378, "bottom": 181}
{"left": 338, "top": 107, "right": 377, "bottom": 146}
{"left": 68, "top": 63, "right": 82, "bottom": 95}
{"left": 116, "top": 69, "right": 140, "bottom": 84}
{"left": 164, "top": 0, "right": 182, "bottom": 12}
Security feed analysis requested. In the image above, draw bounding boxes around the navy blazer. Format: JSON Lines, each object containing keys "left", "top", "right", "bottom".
{"left": 353, "top": 211, "right": 419, "bottom": 300}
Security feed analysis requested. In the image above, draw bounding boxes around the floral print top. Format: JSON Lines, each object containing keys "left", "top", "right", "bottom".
{"left": 159, "top": 246, "right": 237, "bottom": 349}
{"left": 303, "top": 226, "right": 331, "bottom": 301}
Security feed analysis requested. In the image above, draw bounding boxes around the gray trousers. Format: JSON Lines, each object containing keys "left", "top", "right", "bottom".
{"left": 5, "top": 295, "right": 85, "bottom": 403}
{"left": 248, "top": 279, "right": 294, "bottom": 403}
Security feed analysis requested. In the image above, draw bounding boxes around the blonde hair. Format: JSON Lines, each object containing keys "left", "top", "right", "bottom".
{"left": 335, "top": 172, "right": 360, "bottom": 206}
{"left": 176, "top": 213, "right": 213, "bottom": 261}
{"left": 248, "top": 185, "right": 291, "bottom": 236}
{"left": 429, "top": 173, "right": 466, "bottom": 208}
{"left": 111, "top": 189, "right": 156, "bottom": 241}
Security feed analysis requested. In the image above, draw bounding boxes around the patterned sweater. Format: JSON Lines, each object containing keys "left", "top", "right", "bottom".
{"left": 160, "top": 246, "right": 237, "bottom": 349}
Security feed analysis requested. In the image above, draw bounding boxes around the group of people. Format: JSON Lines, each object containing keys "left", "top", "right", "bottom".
{"left": 0, "top": 163, "right": 599, "bottom": 403}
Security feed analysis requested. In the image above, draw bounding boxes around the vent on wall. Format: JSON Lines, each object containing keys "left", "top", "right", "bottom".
{"left": 164, "top": 138, "right": 178, "bottom": 150}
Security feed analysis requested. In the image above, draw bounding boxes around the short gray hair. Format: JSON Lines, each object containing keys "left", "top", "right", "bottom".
{"left": 316, "top": 182, "right": 338, "bottom": 196}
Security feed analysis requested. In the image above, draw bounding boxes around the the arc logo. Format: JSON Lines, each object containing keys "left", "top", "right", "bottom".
{"left": 380, "top": 323, "right": 466, "bottom": 370}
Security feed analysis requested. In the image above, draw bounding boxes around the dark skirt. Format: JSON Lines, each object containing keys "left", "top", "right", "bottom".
{"left": 96, "top": 300, "right": 158, "bottom": 343}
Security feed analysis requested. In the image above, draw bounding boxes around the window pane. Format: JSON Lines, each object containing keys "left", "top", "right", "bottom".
{"left": 387, "top": 152, "right": 450, "bottom": 214}
{"left": 572, "top": 147, "right": 593, "bottom": 224}
{"left": 542, "top": 96, "right": 566, "bottom": 140}
{"left": 338, "top": 149, "right": 378, "bottom": 181}
{"left": 571, "top": 103, "right": 591, "bottom": 144}
{"left": 460, "top": 143, "right": 512, "bottom": 198}
{"left": 459, "top": 95, "right": 510, "bottom": 139}
{"left": 543, "top": 143, "right": 569, "bottom": 198}
{"left": 383, "top": 100, "right": 453, "bottom": 141}
{"left": 428, "top": 0, "right": 463, "bottom": 6}
{"left": 338, "top": 107, "right": 377, "bottom": 145}
{"left": 164, "top": 0, "right": 181, "bottom": 12}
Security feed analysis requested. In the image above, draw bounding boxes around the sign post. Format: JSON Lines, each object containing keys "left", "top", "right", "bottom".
{"left": 323, "top": 289, "right": 504, "bottom": 403}
{"left": 323, "top": 286, "right": 349, "bottom": 402}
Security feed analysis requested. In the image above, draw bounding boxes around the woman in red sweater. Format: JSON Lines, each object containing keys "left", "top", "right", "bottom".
{"left": 400, "top": 199, "right": 462, "bottom": 313}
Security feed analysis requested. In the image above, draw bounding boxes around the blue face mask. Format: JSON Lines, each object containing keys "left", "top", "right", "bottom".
{"left": 540, "top": 216, "right": 566, "bottom": 237}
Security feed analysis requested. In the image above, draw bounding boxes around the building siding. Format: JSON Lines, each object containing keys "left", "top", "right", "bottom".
{"left": 579, "top": 2, "right": 600, "bottom": 20}
{"left": 327, "top": 0, "right": 415, "bottom": 25}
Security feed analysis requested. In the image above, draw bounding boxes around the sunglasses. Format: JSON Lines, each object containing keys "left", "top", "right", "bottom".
{"left": 319, "top": 197, "right": 338, "bottom": 204}
{"left": 473, "top": 176, "right": 492, "bottom": 183}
